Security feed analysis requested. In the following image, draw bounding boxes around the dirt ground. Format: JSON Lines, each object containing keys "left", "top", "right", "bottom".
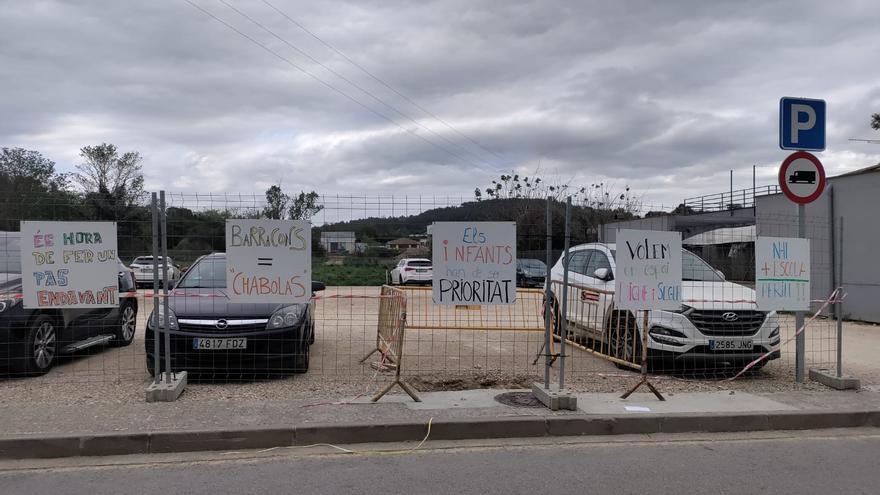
{"left": 1, "top": 286, "right": 877, "bottom": 406}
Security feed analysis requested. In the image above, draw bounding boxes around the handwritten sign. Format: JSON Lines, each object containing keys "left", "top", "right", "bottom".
{"left": 225, "top": 219, "right": 311, "bottom": 303}
{"left": 756, "top": 236, "right": 810, "bottom": 311}
{"left": 614, "top": 229, "right": 682, "bottom": 311}
{"left": 432, "top": 222, "right": 516, "bottom": 305}
{"left": 20, "top": 221, "right": 119, "bottom": 309}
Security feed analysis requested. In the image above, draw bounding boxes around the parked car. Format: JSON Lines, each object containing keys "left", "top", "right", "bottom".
{"left": 549, "top": 243, "right": 781, "bottom": 369}
{"left": 0, "top": 258, "right": 139, "bottom": 377}
{"left": 129, "top": 256, "right": 181, "bottom": 287}
{"left": 516, "top": 258, "right": 547, "bottom": 288}
{"left": 145, "top": 253, "right": 324, "bottom": 377}
{"left": 390, "top": 258, "right": 432, "bottom": 285}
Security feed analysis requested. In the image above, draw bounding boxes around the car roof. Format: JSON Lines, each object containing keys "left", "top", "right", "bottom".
{"left": 402, "top": 258, "right": 430, "bottom": 262}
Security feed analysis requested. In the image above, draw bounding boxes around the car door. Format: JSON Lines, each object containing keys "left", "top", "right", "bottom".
{"left": 580, "top": 248, "right": 615, "bottom": 331}
{"left": 560, "top": 250, "right": 591, "bottom": 331}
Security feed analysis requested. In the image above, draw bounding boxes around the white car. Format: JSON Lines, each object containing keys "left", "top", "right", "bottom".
{"left": 550, "top": 243, "right": 781, "bottom": 369}
{"left": 390, "top": 258, "right": 432, "bottom": 285}
{"left": 129, "top": 256, "right": 181, "bottom": 287}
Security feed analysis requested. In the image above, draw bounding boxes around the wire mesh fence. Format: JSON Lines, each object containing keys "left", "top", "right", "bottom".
{"left": 0, "top": 190, "right": 843, "bottom": 400}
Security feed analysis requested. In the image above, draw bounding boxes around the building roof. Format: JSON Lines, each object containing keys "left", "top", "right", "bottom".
{"left": 834, "top": 162, "right": 880, "bottom": 178}
{"left": 320, "top": 231, "right": 356, "bottom": 239}
{"left": 388, "top": 237, "right": 419, "bottom": 245}
{"left": 683, "top": 225, "right": 755, "bottom": 245}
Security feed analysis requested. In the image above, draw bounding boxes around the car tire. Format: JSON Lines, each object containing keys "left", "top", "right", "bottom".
{"left": 606, "top": 310, "right": 641, "bottom": 369}
{"left": 291, "top": 341, "right": 310, "bottom": 374}
{"left": 110, "top": 301, "right": 137, "bottom": 347}
{"left": 14, "top": 315, "right": 57, "bottom": 377}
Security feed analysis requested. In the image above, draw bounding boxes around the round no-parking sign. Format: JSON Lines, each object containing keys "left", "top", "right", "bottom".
{"left": 778, "top": 151, "right": 826, "bottom": 204}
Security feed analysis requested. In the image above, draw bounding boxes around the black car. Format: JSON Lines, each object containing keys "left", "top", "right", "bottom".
{"left": 145, "top": 253, "right": 324, "bottom": 377}
{"left": 0, "top": 262, "right": 139, "bottom": 376}
{"left": 516, "top": 258, "right": 547, "bottom": 288}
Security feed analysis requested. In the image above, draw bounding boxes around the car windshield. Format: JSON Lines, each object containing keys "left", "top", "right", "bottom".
{"left": 520, "top": 259, "right": 545, "bottom": 270}
{"left": 177, "top": 257, "right": 226, "bottom": 288}
{"left": 408, "top": 260, "right": 431, "bottom": 267}
{"left": 132, "top": 257, "right": 160, "bottom": 264}
{"left": 682, "top": 250, "right": 723, "bottom": 282}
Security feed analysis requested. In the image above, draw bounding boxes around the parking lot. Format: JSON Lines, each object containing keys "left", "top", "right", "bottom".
{"left": 1, "top": 286, "right": 878, "bottom": 407}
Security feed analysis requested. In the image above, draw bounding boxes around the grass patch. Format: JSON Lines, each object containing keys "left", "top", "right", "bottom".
{"left": 312, "top": 263, "right": 389, "bottom": 286}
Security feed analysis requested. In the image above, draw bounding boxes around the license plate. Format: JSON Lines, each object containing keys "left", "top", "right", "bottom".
{"left": 192, "top": 338, "right": 247, "bottom": 350}
{"left": 417, "top": 269, "right": 427, "bottom": 273}
{"left": 709, "top": 339, "right": 752, "bottom": 351}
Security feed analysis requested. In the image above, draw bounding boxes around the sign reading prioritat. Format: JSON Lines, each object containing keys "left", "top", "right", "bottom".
{"left": 20, "top": 221, "right": 119, "bottom": 309}
{"left": 778, "top": 151, "right": 826, "bottom": 204}
{"left": 756, "top": 237, "right": 810, "bottom": 311}
{"left": 432, "top": 222, "right": 516, "bottom": 305}
{"left": 779, "top": 97, "right": 825, "bottom": 151}
{"left": 225, "top": 219, "right": 311, "bottom": 303}
{"left": 614, "top": 229, "right": 682, "bottom": 311}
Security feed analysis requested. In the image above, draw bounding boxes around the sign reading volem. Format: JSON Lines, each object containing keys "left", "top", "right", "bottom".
{"left": 20, "top": 221, "right": 119, "bottom": 309}
{"left": 225, "top": 219, "right": 311, "bottom": 303}
{"left": 432, "top": 222, "right": 516, "bottom": 305}
{"left": 614, "top": 229, "right": 682, "bottom": 311}
{"left": 755, "top": 236, "right": 810, "bottom": 311}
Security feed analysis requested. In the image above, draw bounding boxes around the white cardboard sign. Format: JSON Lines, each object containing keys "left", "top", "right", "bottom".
{"left": 614, "top": 229, "right": 682, "bottom": 311}
{"left": 20, "top": 221, "right": 119, "bottom": 309}
{"left": 432, "top": 222, "right": 516, "bottom": 305}
{"left": 225, "top": 219, "right": 311, "bottom": 303}
{"left": 755, "top": 236, "right": 810, "bottom": 311}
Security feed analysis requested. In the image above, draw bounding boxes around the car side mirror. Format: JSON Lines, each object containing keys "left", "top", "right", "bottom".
{"left": 593, "top": 268, "right": 612, "bottom": 281}
{"left": 312, "top": 281, "right": 326, "bottom": 293}
{"left": 715, "top": 269, "right": 726, "bottom": 281}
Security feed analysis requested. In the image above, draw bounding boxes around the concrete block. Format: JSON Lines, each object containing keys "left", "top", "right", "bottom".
{"left": 532, "top": 383, "right": 578, "bottom": 411}
{"left": 80, "top": 434, "right": 150, "bottom": 457}
{"left": 809, "top": 368, "right": 861, "bottom": 390}
{"left": 0, "top": 436, "right": 81, "bottom": 459}
{"left": 295, "top": 422, "right": 427, "bottom": 446}
{"left": 145, "top": 371, "right": 188, "bottom": 402}
{"left": 430, "top": 417, "right": 548, "bottom": 441}
{"left": 659, "top": 413, "right": 771, "bottom": 434}
{"left": 150, "top": 427, "right": 293, "bottom": 453}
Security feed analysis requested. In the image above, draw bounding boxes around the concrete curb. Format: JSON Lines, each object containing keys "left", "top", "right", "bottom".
{"left": 1, "top": 409, "right": 878, "bottom": 460}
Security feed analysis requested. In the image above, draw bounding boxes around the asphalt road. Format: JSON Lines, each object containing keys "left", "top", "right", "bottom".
{"left": 2, "top": 430, "right": 879, "bottom": 494}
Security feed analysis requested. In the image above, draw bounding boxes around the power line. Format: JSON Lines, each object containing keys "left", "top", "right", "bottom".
{"left": 181, "top": 0, "right": 496, "bottom": 172}
{"left": 216, "top": 0, "right": 497, "bottom": 170}
{"left": 260, "top": 0, "right": 508, "bottom": 164}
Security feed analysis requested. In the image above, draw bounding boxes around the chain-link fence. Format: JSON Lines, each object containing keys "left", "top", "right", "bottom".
{"left": 0, "top": 191, "right": 843, "bottom": 401}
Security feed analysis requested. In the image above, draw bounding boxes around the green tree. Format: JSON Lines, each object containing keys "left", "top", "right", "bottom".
{"left": 872, "top": 113, "right": 880, "bottom": 131}
{"left": 0, "top": 148, "right": 72, "bottom": 230}
{"left": 289, "top": 191, "right": 323, "bottom": 220}
{"left": 74, "top": 143, "right": 145, "bottom": 207}
{"left": 262, "top": 184, "right": 289, "bottom": 219}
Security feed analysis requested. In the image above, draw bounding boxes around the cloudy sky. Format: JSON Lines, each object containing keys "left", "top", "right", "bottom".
{"left": 2, "top": 0, "right": 879, "bottom": 210}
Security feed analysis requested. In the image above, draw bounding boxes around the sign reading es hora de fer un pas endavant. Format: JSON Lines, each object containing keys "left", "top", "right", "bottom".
{"left": 755, "top": 237, "right": 810, "bottom": 311}
{"left": 613, "top": 229, "right": 682, "bottom": 311}
{"left": 432, "top": 222, "right": 516, "bottom": 305}
{"left": 20, "top": 221, "right": 119, "bottom": 309}
{"left": 225, "top": 219, "right": 311, "bottom": 304}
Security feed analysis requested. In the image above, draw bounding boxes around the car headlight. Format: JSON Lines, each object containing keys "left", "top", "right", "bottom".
{"left": 0, "top": 298, "right": 21, "bottom": 314}
{"left": 671, "top": 304, "right": 694, "bottom": 316}
{"left": 149, "top": 305, "right": 179, "bottom": 330}
{"left": 267, "top": 305, "right": 306, "bottom": 329}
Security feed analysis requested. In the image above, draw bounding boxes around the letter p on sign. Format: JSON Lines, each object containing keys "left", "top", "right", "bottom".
{"left": 780, "top": 97, "right": 825, "bottom": 151}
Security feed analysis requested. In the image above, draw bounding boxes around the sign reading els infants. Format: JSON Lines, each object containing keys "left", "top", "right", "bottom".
{"left": 432, "top": 221, "right": 516, "bottom": 305}
{"left": 225, "top": 219, "right": 311, "bottom": 304}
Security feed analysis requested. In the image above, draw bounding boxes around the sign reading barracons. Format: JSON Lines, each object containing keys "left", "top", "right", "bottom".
{"left": 432, "top": 222, "right": 516, "bottom": 305}
{"left": 20, "top": 221, "right": 119, "bottom": 309}
{"left": 614, "top": 229, "right": 682, "bottom": 311}
{"left": 225, "top": 219, "right": 311, "bottom": 303}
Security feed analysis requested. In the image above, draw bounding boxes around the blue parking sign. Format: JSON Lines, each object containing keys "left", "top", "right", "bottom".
{"left": 779, "top": 97, "right": 825, "bottom": 151}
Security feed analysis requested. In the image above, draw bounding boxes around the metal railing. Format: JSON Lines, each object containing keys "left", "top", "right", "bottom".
{"left": 682, "top": 185, "right": 781, "bottom": 213}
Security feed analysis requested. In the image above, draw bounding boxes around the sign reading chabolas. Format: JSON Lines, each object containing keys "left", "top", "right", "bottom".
{"left": 431, "top": 221, "right": 516, "bottom": 305}
{"left": 20, "top": 221, "right": 119, "bottom": 309}
{"left": 755, "top": 236, "right": 810, "bottom": 311}
{"left": 225, "top": 219, "right": 311, "bottom": 303}
{"left": 613, "top": 229, "right": 683, "bottom": 311}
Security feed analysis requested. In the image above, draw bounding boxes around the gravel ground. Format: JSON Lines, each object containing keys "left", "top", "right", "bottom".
{"left": 1, "top": 286, "right": 877, "bottom": 407}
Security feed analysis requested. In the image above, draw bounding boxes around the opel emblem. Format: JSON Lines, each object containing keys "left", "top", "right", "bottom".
{"left": 216, "top": 319, "right": 229, "bottom": 329}
{"left": 721, "top": 312, "right": 739, "bottom": 322}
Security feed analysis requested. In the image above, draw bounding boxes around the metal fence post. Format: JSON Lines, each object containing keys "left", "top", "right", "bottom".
{"left": 160, "top": 191, "right": 172, "bottom": 384}
{"left": 837, "top": 217, "right": 844, "bottom": 378}
{"left": 558, "top": 196, "right": 571, "bottom": 390}
{"left": 151, "top": 193, "right": 160, "bottom": 384}
{"left": 543, "top": 196, "right": 552, "bottom": 389}
{"left": 795, "top": 203, "right": 806, "bottom": 383}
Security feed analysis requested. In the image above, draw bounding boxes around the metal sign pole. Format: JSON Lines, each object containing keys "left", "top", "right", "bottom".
{"left": 542, "top": 196, "right": 552, "bottom": 389}
{"left": 151, "top": 193, "right": 160, "bottom": 384}
{"left": 837, "top": 217, "right": 844, "bottom": 378}
{"left": 558, "top": 197, "right": 571, "bottom": 391}
{"left": 795, "top": 203, "right": 806, "bottom": 383}
{"left": 160, "top": 191, "right": 172, "bottom": 385}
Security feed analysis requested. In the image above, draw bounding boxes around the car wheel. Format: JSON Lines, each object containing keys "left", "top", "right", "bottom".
{"left": 291, "top": 341, "right": 310, "bottom": 374}
{"left": 15, "top": 315, "right": 57, "bottom": 376}
{"left": 607, "top": 310, "right": 641, "bottom": 368}
{"left": 110, "top": 301, "right": 137, "bottom": 347}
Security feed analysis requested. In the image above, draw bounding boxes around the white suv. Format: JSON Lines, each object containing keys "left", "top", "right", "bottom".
{"left": 130, "top": 256, "right": 181, "bottom": 287}
{"left": 550, "top": 243, "right": 781, "bottom": 369}
{"left": 390, "top": 258, "right": 432, "bottom": 285}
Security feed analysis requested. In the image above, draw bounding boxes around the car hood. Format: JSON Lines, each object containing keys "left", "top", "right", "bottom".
{"left": 167, "top": 288, "right": 305, "bottom": 319}
{"left": 521, "top": 268, "right": 547, "bottom": 277}
{"left": 681, "top": 281, "right": 758, "bottom": 311}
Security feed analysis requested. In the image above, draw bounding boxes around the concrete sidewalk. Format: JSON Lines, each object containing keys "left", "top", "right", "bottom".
{"left": 1, "top": 389, "right": 879, "bottom": 459}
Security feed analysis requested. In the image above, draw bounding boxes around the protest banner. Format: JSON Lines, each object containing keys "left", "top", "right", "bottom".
{"left": 755, "top": 236, "right": 810, "bottom": 311}
{"left": 614, "top": 229, "right": 682, "bottom": 311}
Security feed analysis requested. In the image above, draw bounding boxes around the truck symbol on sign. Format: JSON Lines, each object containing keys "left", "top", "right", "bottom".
{"left": 789, "top": 170, "right": 816, "bottom": 184}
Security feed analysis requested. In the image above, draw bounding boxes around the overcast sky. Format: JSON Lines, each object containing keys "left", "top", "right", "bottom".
{"left": 2, "top": 0, "right": 879, "bottom": 210}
